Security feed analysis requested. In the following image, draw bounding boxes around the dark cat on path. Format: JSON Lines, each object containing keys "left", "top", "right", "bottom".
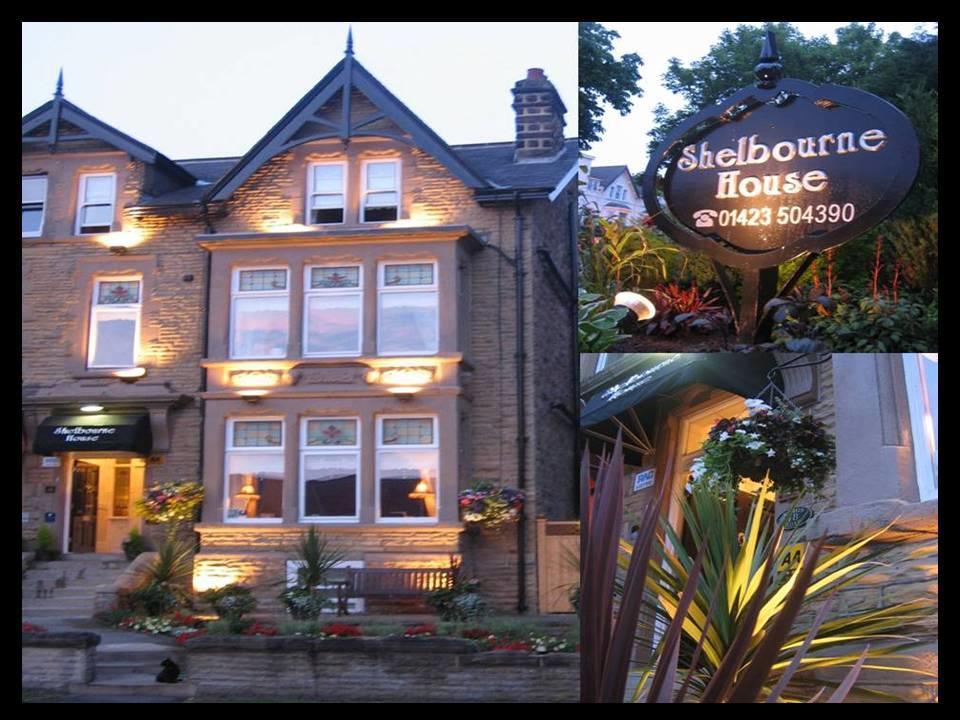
{"left": 156, "top": 658, "right": 181, "bottom": 683}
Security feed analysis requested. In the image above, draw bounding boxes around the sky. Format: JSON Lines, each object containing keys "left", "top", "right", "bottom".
{"left": 22, "top": 22, "right": 578, "bottom": 160}
{"left": 586, "top": 21, "right": 938, "bottom": 174}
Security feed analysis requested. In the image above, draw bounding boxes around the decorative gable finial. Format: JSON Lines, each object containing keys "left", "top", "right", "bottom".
{"left": 346, "top": 26, "right": 354, "bottom": 56}
{"left": 55, "top": 68, "right": 64, "bottom": 98}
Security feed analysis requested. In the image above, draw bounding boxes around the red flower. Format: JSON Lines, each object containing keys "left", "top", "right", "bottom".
{"left": 492, "top": 640, "right": 531, "bottom": 651}
{"left": 403, "top": 623, "right": 437, "bottom": 637}
{"left": 22, "top": 622, "right": 47, "bottom": 633}
{"left": 175, "top": 629, "right": 206, "bottom": 645}
{"left": 242, "top": 621, "right": 278, "bottom": 637}
{"left": 461, "top": 628, "right": 492, "bottom": 640}
{"left": 320, "top": 623, "right": 362, "bottom": 637}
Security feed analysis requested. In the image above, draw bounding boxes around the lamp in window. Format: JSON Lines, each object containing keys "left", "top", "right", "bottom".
{"left": 234, "top": 476, "right": 261, "bottom": 518}
{"left": 408, "top": 473, "right": 436, "bottom": 517}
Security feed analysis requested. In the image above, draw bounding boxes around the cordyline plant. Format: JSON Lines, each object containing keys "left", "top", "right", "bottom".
{"left": 581, "top": 433, "right": 936, "bottom": 703}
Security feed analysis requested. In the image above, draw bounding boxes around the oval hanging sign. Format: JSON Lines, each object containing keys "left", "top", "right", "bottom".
{"left": 642, "top": 77, "right": 919, "bottom": 269}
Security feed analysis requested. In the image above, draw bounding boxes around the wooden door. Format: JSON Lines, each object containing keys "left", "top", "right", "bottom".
{"left": 70, "top": 462, "right": 98, "bottom": 553}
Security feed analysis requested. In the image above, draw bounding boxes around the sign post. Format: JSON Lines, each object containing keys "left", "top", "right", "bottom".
{"left": 642, "top": 31, "right": 920, "bottom": 343}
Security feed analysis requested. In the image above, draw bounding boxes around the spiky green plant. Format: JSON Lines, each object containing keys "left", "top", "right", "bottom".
{"left": 292, "top": 526, "right": 346, "bottom": 591}
{"left": 581, "top": 433, "right": 936, "bottom": 703}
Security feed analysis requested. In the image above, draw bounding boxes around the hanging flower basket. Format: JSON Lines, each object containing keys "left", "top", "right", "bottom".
{"left": 690, "top": 399, "right": 836, "bottom": 497}
{"left": 136, "top": 481, "right": 204, "bottom": 526}
{"left": 458, "top": 483, "right": 524, "bottom": 529}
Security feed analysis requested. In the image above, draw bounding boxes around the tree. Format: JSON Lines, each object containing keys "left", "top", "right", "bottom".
{"left": 579, "top": 22, "right": 643, "bottom": 150}
{"left": 648, "top": 22, "right": 937, "bottom": 218}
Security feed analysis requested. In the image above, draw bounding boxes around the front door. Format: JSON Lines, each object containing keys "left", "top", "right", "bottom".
{"left": 70, "top": 462, "right": 99, "bottom": 553}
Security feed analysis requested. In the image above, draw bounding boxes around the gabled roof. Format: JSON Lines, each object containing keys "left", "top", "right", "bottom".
{"left": 590, "top": 164, "right": 640, "bottom": 197}
{"left": 207, "top": 50, "right": 488, "bottom": 202}
{"left": 452, "top": 139, "right": 578, "bottom": 191}
{"left": 22, "top": 92, "right": 195, "bottom": 186}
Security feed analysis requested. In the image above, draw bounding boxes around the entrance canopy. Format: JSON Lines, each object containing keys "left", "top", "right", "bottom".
{"left": 581, "top": 353, "right": 781, "bottom": 428}
{"left": 33, "top": 413, "right": 152, "bottom": 455}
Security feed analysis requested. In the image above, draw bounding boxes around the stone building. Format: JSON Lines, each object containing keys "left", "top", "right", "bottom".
{"left": 579, "top": 352, "right": 938, "bottom": 701}
{"left": 577, "top": 155, "right": 645, "bottom": 222}
{"left": 21, "top": 40, "right": 579, "bottom": 615}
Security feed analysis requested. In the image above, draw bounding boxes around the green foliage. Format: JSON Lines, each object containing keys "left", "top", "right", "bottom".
{"left": 139, "top": 537, "right": 193, "bottom": 587}
{"left": 127, "top": 582, "right": 185, "bottom": 616}
{"left": 278, "top": 527, "right": 345, "bottom": 619}
{"left": 579, "top": 213, "right": 676, "bottom": 296}
{"left": 33, "top": 525, "right": 60, "bottom": 560}
{"left": 885, "top": 214, "right": 938, "bottom": 294}
{"left": 579, "top": 22, "right": 643, "bottom": 149}
{"left": 811, "top": 293, "right": 937, "bottom": 352}
{"left": 426, "top": 563, "right": 487, "bottom": 622}
{"left": 650, "top": 23, "right": 937, "bottom": 217}
{"left": 578, "top": 290, "right": 629, "bottom": 352}
{"left": 200, "top": 584, "right": 258, "bottom": 631}
{"left": 122, "top": 528, "right": 149, "bottom": 562}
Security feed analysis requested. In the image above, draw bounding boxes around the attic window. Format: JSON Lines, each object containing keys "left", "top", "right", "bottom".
{"left": 76, "top": 173, "right": 116, "bottom": 235}
{"left": 362, "top": 160, "right": 400, "bottom": 223}
{"left": 308, "top": 163, "right": 345, "bottom": 225}
{"left": 22, "top": 175, "right": 47, "bottom": 237}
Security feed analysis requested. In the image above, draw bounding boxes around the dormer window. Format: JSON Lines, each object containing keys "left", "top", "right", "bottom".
{"left": 76, "top": 173, "right": 116, "bottom": 235}
{"left": 307, "top": 162, "right": 345, "bottom": 225}
{"left": 361, "top": 160, "right": 400, "bottom": 223}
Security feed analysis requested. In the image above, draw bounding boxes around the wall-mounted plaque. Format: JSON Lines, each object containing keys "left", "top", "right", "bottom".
{"left": 633, "top": 469, "right": 655, "bottom": 492}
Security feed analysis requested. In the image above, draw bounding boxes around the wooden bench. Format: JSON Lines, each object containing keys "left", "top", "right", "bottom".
{"left": 331, "top": 566, "right": 456, "bottom": 616}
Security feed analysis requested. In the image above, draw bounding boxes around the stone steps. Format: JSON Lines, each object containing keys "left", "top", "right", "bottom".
{"left": 74, "top": 643, "right": 193, "bottom": 698}
{"left": 22, "top": 554, "right": 128, "bottom": 623}
{"left": 68, "top": 676, "right": 195, "bottom": 698}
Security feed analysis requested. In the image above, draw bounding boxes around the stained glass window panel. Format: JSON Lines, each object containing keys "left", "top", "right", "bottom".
{"left": 97, "top": 281, "right": 140, "bottom": 305}
{"left": 383, "top": 264, "right": 433, "bottom": 286}
{"left": 232, "top": 421, "right": 283, "bottom": 447}
{"left": 239, "top": 269, "right": 287, "bottom": 292}
{"left": 310, "top": 267, "right": 360, "bottom": 289}
{"left": 306, "top": 419, "right": 358, "bottom": 447}
{"left": 382, "top": 418, "right": 433, "bottom": 445}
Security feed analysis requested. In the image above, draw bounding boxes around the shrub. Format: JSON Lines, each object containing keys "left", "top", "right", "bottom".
{"left": 427, "top": 582, "right": 487, "bottom": 622}
{"left": 578, "top": 290, "right": 629, "bottom": 352}
{"left": 279, "top": 586, "right": 331, "bottom": 620}
{"left": 199, "top": 584, "right": 257, "bottom": 631}
{"left": 33, "top": 525, "right": 60, "bottom": 561}
{"left": 128, "top": 582, "right": 184, "bottom": 616}
{"left": 122, "top": 528, "right": 149, "bottom": 562}
{"left": 642, "top": 282, "right": 731, "bottom": 337}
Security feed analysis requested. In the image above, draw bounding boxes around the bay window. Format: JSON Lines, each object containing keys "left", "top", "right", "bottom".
{"left": 377, "top": 261, "right": 438, "bottom": 355}
{"left": 88, "top": 277, "right": 141, "bottom": 368}
{"left": 230, "top": 268, "right": 289, "bottom": 359}
{"left": 225, "top": 419, "right": 284, "bottom": 522}
{"left": 300, "top": 418, "right": 360, "bottom": 521}
{"left": 303, "top": 265, "right": 362, "bottom": 356}
{"left": 362, "top": 159, "right": 400, "bottom": 222}
{"left": 376, "top": 416, "right": 438, "bottom": 522}
{"left": 22, "top": 175, "right": 47, "bottom": 237}
{"left": 307, "top": 163, "right": 345, "bottom": 225}
{"left": 76, "top": 173, "right": 116, "bottom": 235}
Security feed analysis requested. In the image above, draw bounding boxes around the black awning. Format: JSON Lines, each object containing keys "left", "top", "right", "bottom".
{"left": 33, "top": 413, "right": 152, "bottom": 455}
{"left": 580, "top": 353, "right": 780, "bottom": 428}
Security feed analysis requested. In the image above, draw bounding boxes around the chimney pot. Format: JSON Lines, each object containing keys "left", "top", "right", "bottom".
{"left": 527, "top": 68, "right": 545, "bottom": 81}
{"left": 512, "top": 67, "right": 566, "bottom": 163}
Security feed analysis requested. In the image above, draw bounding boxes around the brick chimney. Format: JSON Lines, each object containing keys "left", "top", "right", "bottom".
{"left": 512, "top": 68, "right": 567, "bottom": 162}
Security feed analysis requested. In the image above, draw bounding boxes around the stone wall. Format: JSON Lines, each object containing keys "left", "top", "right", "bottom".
{"left": 184, "top": 635, "right": 579, "bottom": 702}
{"left": 21, "top": 632, "right": 99, "bottom": 689}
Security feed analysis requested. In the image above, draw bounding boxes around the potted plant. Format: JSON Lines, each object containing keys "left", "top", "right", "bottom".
{"left": 458, "top": 482, "right": 524, "bottom": 530}
{"left": 33, "top": 525, "right": 60, "bottom": 562}
{"left": 199, "top": 584, "right": 258, "bottom": 632}
{"left": 690, "top": 398, "right": 836, "bottom": 498}
{"left": 278, "top": 527, "right": 345, "bottom": 620}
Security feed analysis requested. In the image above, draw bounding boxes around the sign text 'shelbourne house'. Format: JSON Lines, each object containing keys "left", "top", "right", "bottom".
{"left": 677, "top": 128, "right": 888, "bottom": 199}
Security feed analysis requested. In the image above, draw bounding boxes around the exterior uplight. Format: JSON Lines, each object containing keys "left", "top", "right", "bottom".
{"left": 231, "top": 370, "right": 282, "bottom": 388}
{"left": 237, "top": 389, "right": 268, "bottom": 403}
{"left": 614, "top": 291, "right": 657, "bottom": 321}
{"left": 114, "top": 367, "right": 147, "bottom": 383}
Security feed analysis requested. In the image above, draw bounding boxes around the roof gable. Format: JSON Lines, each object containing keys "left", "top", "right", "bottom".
{"left": 207, "top": 51, "right": 487, "bottom": 202}
{"left": 22, "top": 94, "right": 194, "bottom": 186}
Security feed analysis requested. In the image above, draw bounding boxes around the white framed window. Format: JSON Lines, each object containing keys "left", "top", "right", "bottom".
{"left": 300, "top": 417, "right": 360, "bottom": 522}
{"left": 87, "top": 276, "right": 141, "bottom": 369}
{"left": 377, "top": 260, "right": 438, "bottom": 355}
{"left": 76, "top": 173, "right": 116, "bottom": 235}
{"left": 307, "top": 162, "right": 346, "bottom": 225}
{"left": 22, "top": 175, "right": 48, "bottom": 237}
{"left": 904, "top": 353, "right": 938, "bottom": 501}
{"left": 230, "top": 267, "right": 289, "bottom": 359}
{"left": 303, "top": 265, "right": 362, "bottom": 357}
{"left": 376, "top": 415, "right": 439, "bottom": 523}
{"left": 285, "top": 559, "right": 366, "bottom": 614}
{"left": 361, "top": 159, "right": 400, "bottom": 223}
{"left": 224, "top": 418, "right": 285, "bottom": 523}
